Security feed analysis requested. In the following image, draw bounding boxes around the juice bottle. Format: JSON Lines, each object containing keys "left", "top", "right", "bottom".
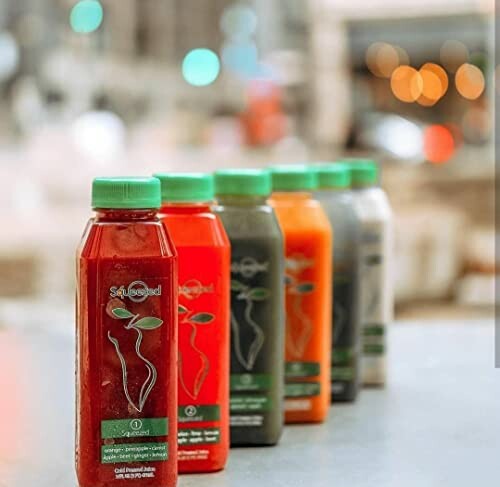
{"left": 76, "top": 177, "right": 178, "bottom": 487}
{"left": 346, "top": 160, "right": 393, "bottom": 387}
{"left": 156, "top": 173, "right": 230, "bottom": 473}
{"left": 314, "top": 164, "right": 362, "bottom": 402}
{"left": 213, "top": 169, "right": 285, "bottom": 446}
{"left": 269, "top": 165, "right": 332, "bottom": 424}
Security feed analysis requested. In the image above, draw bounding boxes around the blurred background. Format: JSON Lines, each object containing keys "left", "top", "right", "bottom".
{"left": 0, "top": 0, "right": 495, "bottom": 332}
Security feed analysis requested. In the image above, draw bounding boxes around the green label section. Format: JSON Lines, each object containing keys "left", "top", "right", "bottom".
{"left": 285, "top": 382, "right": 321, "bottom": 398}
{"left": 178, "top": 428, "right": 220, "bottom": 446}
{"left": 285, "top": 362, "right": 320, "bottom": 379}
{"left": 230, "top": 374, "right": 271, "bottom": 392}
{"left": 363, "top": 324, "right": 385, "bottom": 336}
{"left": 101, "top": 418, "right": 168, "bottom": 439}
{"left": 230, "top": 395, "right": 271, "bottom": 412}
{"left": 178, "top": 405, "right": 220, "bottom": 423}
{"left": 332, "top": 348, "right": 354, "bottom": 365}
{"left": 102, "top": 442, "right": 168, "bottom": 464}
{"left": 331, "top": 366, "right": 355, "bottom": 381}
{"left": 363, "top": 324, "right": 385, "bottom": 356}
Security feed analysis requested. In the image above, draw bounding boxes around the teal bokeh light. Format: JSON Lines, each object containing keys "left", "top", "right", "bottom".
{"left": 182, "top": 49, "right": 221, "bottom": 87}
{"left": 222, "top": 42, "right": 258, "bottom": 78}
{"left": 70, "top": 0, "right": 104, "bottom": 34}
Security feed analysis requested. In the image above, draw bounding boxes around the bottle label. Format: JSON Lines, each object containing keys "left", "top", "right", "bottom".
{"left": 98, "top": 264, "right": 172, "bottom": 475}
{"left": 331, "top": 263, "right": 360, "bottom": 396}
{"left": 284, "top": 254, "right": 322, "bottom": 407}
{"left": 177, "top": 276, "right": 222, "bottom": 452}
{"left": 230, "top": 252, "right": 280, "bottom": 429}
{"left": 173, "top": 238, "right": 230, "bottom": 466}
{"left": 359, "top": 222, "right": 387, "bottom": 360}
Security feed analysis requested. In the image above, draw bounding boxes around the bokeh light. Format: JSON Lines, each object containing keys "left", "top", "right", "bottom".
{"left": 440, "top": 40, "right": 469, "bottom": 73}
{"left": 0, "top": 33, "right": 20, "bottom": 82}
{"left": 221, "top": 41, "right": 258, "bottom": 78}
{"left": 366, "top": 42, "right": 399, "bottom": 78}
{"left": 421, "top": 63, "right": 448, "bottom": 96}
{"left": 71, "top": 111, "right": 126, "bottom": 162}
{"left": 70, "top": 0, "right": 104, "bottom": 34}
{"left": 455, "top": 63, "right": 485, "bottom": 100}
{"left": 417, "top": 63, "right": 448, "bottom": 106}
{"left": 221, "top": 5, "right": 258, "bottom": 40}
{"left": 182, "top": 49, "right": 221, "bottom": 87}
{"left": 424, "top": 125, "right": 455, "bottom": 164}
{"left": 391, "top": 66, "right": 423, "bottom": 103}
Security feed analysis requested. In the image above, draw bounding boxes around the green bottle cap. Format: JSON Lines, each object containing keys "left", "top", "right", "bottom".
{"left": 154, "top": 173, "right": 214, "bottom": 202}
{"left": 314, "top": 163, "right": 351, "bottom": 189}
{"left": 340, "top": 159, "right": 379, "bottom": 187}
{"left": 214, "top": 169, "right": 272, "bottom": 196}
{"left": 270, "top": 164, "right": 317, "bottom": 191}
{"left": 92, "top": 177, "right": 161, "bottom": 209}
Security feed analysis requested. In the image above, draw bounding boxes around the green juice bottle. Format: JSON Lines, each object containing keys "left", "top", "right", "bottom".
{"left": 214, "top": 169, "right": 285, "bottom": 446}
{"left": 314, "top": 164, "right": 362, "bottom": 402}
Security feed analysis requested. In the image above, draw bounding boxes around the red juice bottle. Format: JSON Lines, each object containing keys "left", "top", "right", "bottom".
{"left": 155, "top": 173, "right": 230, "bottom": 473}
{"left": 76, "top": 177, "right": 178, "bottom": 487}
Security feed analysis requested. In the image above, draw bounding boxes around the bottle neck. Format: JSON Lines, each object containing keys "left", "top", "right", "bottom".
{"left": 352, "top": 183, "right": 376, "bottom": 191}
{"left": 160, "top": 201, "right": 213, "bottom": 214}
{"left": 94, "top": 208, "right": 158, "bottom": 222}
{"left": 316, "top": 187, "right": 350, "bottom": 196}
{"left": 216, "top": 194, "right": 269, "bottom": 207}
{"left": 271, "top": 191, "right": 313, "bottom": 201}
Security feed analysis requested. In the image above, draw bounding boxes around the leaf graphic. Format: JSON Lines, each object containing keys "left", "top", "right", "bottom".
{"left": 248, "top": 288, "right": 270, "bottom": 301}
{"left": 178, "top": 304, "right": 188, "bottom": 314}
{"left": 231, "top": 280, "right": 246, "bottom": 292}
{"left": 135, "top": 317, "right": 164, "bottom": 330}
{"left": 112, "top": 308, "right": 134, "bottom": 319}
{"left": 296, "top": 283, "right": 315, "bottom": 294}
{"left": 190, "top": 313, "right": 215, "bottom": 324}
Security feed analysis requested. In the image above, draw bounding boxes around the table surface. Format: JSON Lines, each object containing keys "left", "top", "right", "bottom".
{"left": 0, "top": 320, "right": 498, "bottom": 487}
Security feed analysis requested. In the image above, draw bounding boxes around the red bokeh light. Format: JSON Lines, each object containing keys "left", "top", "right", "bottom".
{"left": 424, "top": 125, "right": 455, "bottom": 164}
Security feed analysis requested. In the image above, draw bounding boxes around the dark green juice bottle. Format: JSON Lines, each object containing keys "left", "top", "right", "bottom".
{"left": 315, "top": 164, "right": 362, "bottom": 402}
{"left": 214, "top": 169, "right": 285, "bottom": 446}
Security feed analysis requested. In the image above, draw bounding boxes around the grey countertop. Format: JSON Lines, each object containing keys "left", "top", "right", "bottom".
{"left": 0, "top": 321, "right": 498, "bottom": 487}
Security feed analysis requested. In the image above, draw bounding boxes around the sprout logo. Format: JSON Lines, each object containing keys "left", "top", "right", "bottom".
{"left": 110, "top": 281, "right": 162, "bottom": 303}
{"left": 184, "top": 405, "right": 198, "bottom": 417}
{"left": 179, "top": 280, "right": 214, "bottom": 300}
{"left": 231, "top": 257, "right": 269, "bottom": 279}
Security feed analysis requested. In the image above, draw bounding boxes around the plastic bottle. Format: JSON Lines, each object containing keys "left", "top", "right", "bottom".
{"left": 76, "top": 177, "right": 178, "bottom": 487}
{"left": 269, "top": 165, "right": 332, "bottom": 424}
{"left": 314, "top": 164, "right": 362, "bottom": 402}
{"left": 347, "top": 161, "right": 393, "bottom": 387}
{"left": 213, "top": 169, "right": 285, "bottom": 446}
{"left": 156, "top": 173, "right": 230, "bottom": 473}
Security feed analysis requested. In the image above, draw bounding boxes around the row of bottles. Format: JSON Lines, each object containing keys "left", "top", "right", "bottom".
{"left": 76, "top": 161, "right": 393, "bottom": 487}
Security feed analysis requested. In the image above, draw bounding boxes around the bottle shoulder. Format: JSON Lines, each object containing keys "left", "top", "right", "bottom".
{"left": 215, "top": 205, "right": 282, "bottom": 239}
{"left": 79, "top": 218, "right": 176, "bottom": 260}
{"left": 271, "top": 198, "right": 331, "bottom": 234}
{"left": 353, "top": 188, "right": 393, "bottom": 221}
{"left": 159, "top": 211, "right": 230, "bottom": 249}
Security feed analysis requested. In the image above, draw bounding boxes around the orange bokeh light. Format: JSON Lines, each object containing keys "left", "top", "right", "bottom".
{"left": 424, "top": 125, "right": 455, "bottom": 164}
{"left": 420, "top": 69, "right": 442, "bottom": 100}
{"left": 455, "top": 63, "right": 485, "bottom": 100}
{"left": 417, "top": 63, "right": 449, "bottom": 106}
{"left": 391, "top": 66, "right": 423, "bottom": 102}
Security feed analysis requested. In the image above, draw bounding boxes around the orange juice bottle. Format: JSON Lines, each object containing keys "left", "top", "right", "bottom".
{"left": 269, "top": 165, "right": 333, "bottom": 424}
